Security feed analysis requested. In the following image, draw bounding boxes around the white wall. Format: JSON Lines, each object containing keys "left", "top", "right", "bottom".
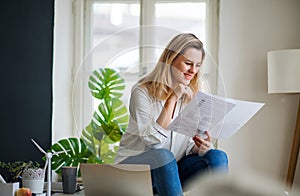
{"left": 218, "top": 0, "right": 300, "bottom": 190}
{"left": 52, "top": 0, "right": 74, "bottom": 142}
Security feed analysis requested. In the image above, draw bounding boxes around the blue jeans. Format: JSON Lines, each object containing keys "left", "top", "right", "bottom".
{"left": 120, "top": 148, "right": 228, "bottom": 196}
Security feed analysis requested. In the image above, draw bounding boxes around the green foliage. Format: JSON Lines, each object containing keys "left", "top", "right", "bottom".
{"left": 88, "top": 68, "right": 125, "bottom": 100}
{"left": 0, "top": 161, "right": 40, "bottom": 182}
{"left": 81, "top": 68, "right": 128, "bottom": 160}
{"left": 50, "top": 68, "right": 129, "bottom": 174}
{"left": 49, "top": 138, "right": 102, "bottom": 176}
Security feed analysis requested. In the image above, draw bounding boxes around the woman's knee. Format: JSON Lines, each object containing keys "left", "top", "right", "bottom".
{"left": 152, "top": 148, "right": 175, "bottom": 162}
{"left": 142, "top": 148, "right": 176, "bottom": 170}
{"left": 206, "top": 149, "right": 228, "bottom": 169}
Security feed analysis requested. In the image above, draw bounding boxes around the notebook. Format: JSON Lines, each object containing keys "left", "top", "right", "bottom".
{"left": 80, "top": 164, "right": 153, "bottom": 196}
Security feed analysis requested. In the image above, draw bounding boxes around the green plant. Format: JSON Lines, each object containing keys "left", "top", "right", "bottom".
{"left": 50, "top": 68, "right": 129, "bottom": 174}
{"left": 0, "top": 161, "right": 40, "bottom": 183}
{"left": 82, "top": 68, "right": 128, "bottom": 158}
{"left": 49, "top": 137, "right": 102, "bottom": 175}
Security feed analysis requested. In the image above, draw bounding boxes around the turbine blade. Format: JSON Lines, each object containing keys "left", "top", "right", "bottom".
{"left": 31, "top": 139, "right": 47, "bottom": 154}
{"left": 53, "top": 151, "right": 65, "bottom": 155}
{"left": 53, "top": 149, "right": 70, "bottom": 156}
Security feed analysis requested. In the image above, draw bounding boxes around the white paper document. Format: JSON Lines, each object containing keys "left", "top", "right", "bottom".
{"left": 168, "top": 91, "right": 264, "bottom": 139}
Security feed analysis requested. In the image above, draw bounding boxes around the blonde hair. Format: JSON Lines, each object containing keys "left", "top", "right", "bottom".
{"left": 139, "top": 33, "right": 205, "bottom": 101}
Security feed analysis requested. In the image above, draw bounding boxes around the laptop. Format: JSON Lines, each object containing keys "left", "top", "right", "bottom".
{"left": 80, "top": 164, "right": 153, "bottom": 196}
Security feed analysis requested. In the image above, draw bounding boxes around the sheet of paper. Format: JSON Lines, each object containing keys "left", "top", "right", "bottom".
{"left": 210, "top": 98, "right": 265, "bottom": 138}
{"left": 168, "top": 91, "right": 264, "bottom": 139}
{"left": 168, "top": 91, "right": 235, "bottom": 138}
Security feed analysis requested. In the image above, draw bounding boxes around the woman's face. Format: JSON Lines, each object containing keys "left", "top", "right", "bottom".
{"left": 171, "top": 48, "right": 202, "bottom": 86}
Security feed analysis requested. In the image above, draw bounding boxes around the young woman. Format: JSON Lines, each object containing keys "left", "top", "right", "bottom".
{"left": 114, "top": 33, "right": 228, "bottom": 196}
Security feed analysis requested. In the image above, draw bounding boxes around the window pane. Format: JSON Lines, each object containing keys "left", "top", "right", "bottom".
{"left": 90, "top": 3, "right": 140, "bottom": 109}
{"left": 155, "top": 3, "right": 206, "bottom": 46}
{"left": 91, "top": 3, "right": 140, "bottom": 72}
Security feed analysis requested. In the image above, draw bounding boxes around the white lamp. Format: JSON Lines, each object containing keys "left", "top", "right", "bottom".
{"left": 267, "top": 49, "right": 300, "bottom": 192}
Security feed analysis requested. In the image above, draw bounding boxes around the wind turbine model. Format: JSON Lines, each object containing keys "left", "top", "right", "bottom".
{"left": 31, "top": 139, "right": 67, "bottom": 196}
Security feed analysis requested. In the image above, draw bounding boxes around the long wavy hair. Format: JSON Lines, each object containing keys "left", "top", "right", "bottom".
{"left": 138, "top": 33, "right": 205, "bottom": 102}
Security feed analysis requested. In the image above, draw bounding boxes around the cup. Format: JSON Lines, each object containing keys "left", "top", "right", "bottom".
{"left": 61, "top": 166, "right": 77, "bottom": 194}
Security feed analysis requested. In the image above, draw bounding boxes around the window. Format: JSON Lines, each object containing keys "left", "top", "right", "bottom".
{"left": 71, "top": 0, "right": 219, "bottom": 135}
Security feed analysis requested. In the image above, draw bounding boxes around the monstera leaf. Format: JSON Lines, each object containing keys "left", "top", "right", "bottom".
{"left": 81, "top": 123, "right": 119, "bottom": 163}
{"left": 88, "top": 68, "right": 125, "bottom": 100}
{"left": 93, "top": 98, "right": 128, "bottom": 141}
{"left": 50, "top": 138, "right": 102, "bottom": 175}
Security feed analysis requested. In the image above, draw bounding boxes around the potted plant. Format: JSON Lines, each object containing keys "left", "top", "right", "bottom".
{"left": 0, "top": 161, "right": 41, "bottom": 184}
{"left": 49, "top": 68, "right": 129, "bottom": 175}
{"left": 0, "top": 161, "right": 41, "bottom": 195}
{"left": 21, "top": 163, "right": 45, "bottom": 194}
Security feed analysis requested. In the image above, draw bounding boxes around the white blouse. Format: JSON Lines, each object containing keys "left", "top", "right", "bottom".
{"left": 114, "top": 84, "right": 195, "bottom": 164}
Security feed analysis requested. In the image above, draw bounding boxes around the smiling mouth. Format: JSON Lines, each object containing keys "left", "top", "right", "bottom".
{"left": 184, "top": 73, "right": 193, "bottom": 80}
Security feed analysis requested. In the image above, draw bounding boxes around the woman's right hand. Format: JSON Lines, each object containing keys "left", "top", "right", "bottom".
{"left": 193, "top": 131, "right": 212, "bottom": 155}
{"left": 173, "top": 83, "right": 193, "bottom": 100}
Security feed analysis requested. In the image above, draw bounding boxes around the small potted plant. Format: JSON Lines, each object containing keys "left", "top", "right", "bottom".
{"left": 0, "top": 161, "right": 41, "bottom": 184}
{"left": 0, "top": 161, "right": 41, "bottom": 196}
{"left": 21, "top": 162, "right": 45, "bottom": 194}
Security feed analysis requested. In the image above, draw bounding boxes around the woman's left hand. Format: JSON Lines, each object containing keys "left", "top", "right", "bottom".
{"left": 192, "top": 131, "right": 212, "bottom": 155}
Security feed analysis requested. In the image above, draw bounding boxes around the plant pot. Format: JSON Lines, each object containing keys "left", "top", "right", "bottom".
{"left": 0, "top": 182, "right": 19, "bottom": 196}
{"left": 22, "top": 168, "right": 45, "bottom": 194}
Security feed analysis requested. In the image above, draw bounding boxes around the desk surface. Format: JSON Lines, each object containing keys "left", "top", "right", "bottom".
{"left": 54, "top": 190, "right": 85, "bottom": 195}
{"left": 45, "top": 182, "right": 84, "bottom": 195}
